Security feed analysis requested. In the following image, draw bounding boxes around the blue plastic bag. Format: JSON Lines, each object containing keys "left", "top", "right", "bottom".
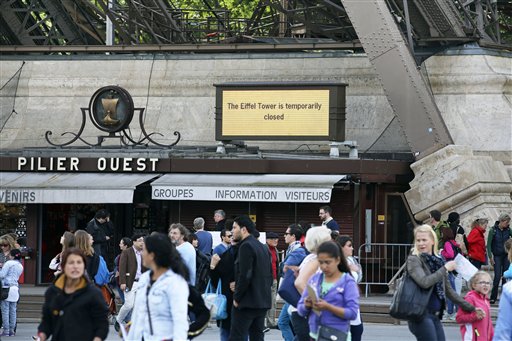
{"left": 201, "top": 279, "right": 228, "bottom": 320}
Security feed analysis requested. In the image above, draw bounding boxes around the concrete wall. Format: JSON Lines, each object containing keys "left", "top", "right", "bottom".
{"left": 0, "top": 51, "right": 510, "bottom": 160}
{"left": 425, "top": 53, "right": 512, "bottom": 174}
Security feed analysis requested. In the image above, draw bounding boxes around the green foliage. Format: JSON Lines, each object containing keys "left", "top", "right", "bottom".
{"left": 168, "top": 0, "right": 256, "bottom": 18}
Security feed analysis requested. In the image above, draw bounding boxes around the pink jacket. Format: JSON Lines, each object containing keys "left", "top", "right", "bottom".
{"left": 456, "top": 290, "right": 494, "bottom": 341}
{"left": 441, "top": 240, "right": 459, "bottom": 260}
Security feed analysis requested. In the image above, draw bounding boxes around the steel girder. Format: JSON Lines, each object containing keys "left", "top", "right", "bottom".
{"left": 340, "top": 0, "right": 453, "bottom": 158}
{"left": 0, "top": 0, "right": 104, "bottom": 45}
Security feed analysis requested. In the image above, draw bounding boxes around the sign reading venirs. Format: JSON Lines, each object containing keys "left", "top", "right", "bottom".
{"left": 215, "top": 82, "right": 347, "bottom": 141}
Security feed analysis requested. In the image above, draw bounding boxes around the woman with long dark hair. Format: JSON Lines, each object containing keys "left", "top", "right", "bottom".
{"left": 37, "top": 248, "right": 109, "bottom": 341}
{"left": 336, "top": 235, "right": 364, "bottom": 341}
{"left": 297, "top": 240, "right": 359, "bottom": 340}
{"left": 127, "top": 232, "right": 190, "bottom": 340}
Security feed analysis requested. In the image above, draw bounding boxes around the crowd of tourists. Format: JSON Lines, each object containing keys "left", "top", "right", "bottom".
{"left": 18, "top": 206, "right": 510, "bottom": 341}
{"left": 398, "top": 211, "right": 512, "bottom": 341}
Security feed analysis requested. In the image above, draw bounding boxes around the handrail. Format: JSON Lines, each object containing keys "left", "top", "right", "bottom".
{"left": 357, "top": 243, "right": 412, "bottom": 297}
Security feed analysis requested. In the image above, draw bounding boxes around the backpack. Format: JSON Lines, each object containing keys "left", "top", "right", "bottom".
{"left": 450, "top": 240, "right": 462, "bottom": 258}
{"left": 195, "top": 250, "right": 210, "bottom": 292}
{"left": 94, "top": 256, "right": 110, "bottom": 286}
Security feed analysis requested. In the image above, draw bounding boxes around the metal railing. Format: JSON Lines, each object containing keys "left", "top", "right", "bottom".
{"left": 357, "top": 243, "right": 412, "bottom": 297}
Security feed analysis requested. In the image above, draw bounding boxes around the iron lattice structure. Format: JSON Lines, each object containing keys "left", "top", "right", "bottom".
{"left": 0, "top": 0, "right": 510, "bottom": 48}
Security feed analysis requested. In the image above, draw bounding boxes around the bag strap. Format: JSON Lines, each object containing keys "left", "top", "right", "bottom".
{"left": 146, "top": 282, "right": 154, "bottom": 335}
{"left": 205, "top": 279, "right": 213, "bottom": 294}
{"left": 216, "top": 278, "right": 222, "bottom": 294}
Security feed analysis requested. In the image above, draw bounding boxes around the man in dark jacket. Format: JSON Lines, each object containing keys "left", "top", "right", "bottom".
{"left": 265, "top": 232, "right": 280, "bottom": 329}
{"left": 214, "top": 209, "right": 227, "bottom": 231}
{"left": 231, "top": 215, "right": 272, "bottom": 341}
{"left": 487, "top": 213, "right": 511, "bottom": 303}
{"left": 86, "top": 209, "right": 113, "bottom": 257}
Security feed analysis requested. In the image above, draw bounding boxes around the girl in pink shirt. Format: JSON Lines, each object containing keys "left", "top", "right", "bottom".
{"left": 456, "top": 271, "right": 494, "bottom": 341}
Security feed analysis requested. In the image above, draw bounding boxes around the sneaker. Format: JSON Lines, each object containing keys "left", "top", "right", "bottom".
{"left": 114, "top": 321, "right": 121, "bottom": 333}
{"left": 9, "top": 331, "right": 15, "bottom": 336}
{"left": 262, "top": 327, "right": 270, "bottom": 333}
{"left": 490, "top": 299, "right": 496, "bottom": 304}
{"left": 442, "top": 313, "right": 454, "bottom": 321}
{"left": 0, "top": 331, "right": 10, "bottom": 337}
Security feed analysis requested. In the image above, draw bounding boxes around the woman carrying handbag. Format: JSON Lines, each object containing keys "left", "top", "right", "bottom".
{"left": 406, "top": 224, "right": 484, "bottom": 341}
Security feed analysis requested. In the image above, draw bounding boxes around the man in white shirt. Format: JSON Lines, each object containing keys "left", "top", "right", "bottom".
{"left": 169, "top": 223, "right": 196, "bottom": 286}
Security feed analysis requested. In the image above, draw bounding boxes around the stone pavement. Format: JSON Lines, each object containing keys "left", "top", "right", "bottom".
{"left": 10, "top": 322, "right": 462, "bottom": 340}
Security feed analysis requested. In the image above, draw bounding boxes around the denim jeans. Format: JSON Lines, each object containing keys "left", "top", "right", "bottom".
{"left": 220, "top": 327, "right": 230, "bottom": 341}
{"left": 115, "top": 284, "right": 125, "bottom": 304}
{"left": 445, "top": 273, "right": 457, "bottom": 314}
{"left": 408, "top": 312, "right": 445, "bottom": 341}
{"left": 1, "top": 301, "right": 16, "bottom": 332}
{"left": 491, "top": 254, "right": 510, "bottom": 301}
{"left": 277, "top": 303, "right": 294, "bottom": 341}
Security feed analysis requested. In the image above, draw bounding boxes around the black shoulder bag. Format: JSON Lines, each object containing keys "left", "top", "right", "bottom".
{"left": 389, "top": 268, "right": 433, "bottom": 321}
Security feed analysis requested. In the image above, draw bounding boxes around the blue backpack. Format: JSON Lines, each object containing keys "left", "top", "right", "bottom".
{"left": 94, "top": 256, "right": 110, "bottom": 286}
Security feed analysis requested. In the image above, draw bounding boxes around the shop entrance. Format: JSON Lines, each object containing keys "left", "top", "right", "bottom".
{"left": 385, "top": 193, "right": 416, "bottom": 244}
{"left": 38, "top": 204, "right": 132, "bottom": 284}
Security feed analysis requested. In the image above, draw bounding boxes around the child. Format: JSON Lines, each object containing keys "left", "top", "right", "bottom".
{"left": 503, "top": 239, "right": 512, "bottom": 279}
{"left": 297, "top": 241, "right": 359, "bottom": 340}
{"left": 456, "top": 271, "right": 494, "bottom": 341}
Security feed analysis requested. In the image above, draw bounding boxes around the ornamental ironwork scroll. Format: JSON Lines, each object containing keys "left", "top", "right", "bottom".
{"left": 45, "top": 85, "right": 181, "bottom": 148}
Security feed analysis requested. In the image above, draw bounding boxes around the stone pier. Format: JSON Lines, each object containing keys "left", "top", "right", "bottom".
{"left": 405, "top": 145, "right": 512, "bottom": 226}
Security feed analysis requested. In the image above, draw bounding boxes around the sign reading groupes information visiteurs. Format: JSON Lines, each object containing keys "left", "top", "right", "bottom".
{"left": 215, "top": 82, "right": 347, "bottom": 141}
{"left": 222, "top": 90, "right": 329, "bottom": 136}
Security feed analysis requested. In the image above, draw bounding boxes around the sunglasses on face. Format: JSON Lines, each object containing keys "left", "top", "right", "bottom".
{"left": 0, "top": 245, "right": 9, "bottom": 247}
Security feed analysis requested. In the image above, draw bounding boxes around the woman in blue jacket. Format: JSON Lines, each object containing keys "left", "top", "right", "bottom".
{"left": 297, "top": 241, "right": 359, "bottom": 340}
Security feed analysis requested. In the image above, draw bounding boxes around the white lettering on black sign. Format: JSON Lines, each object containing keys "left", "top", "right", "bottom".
{"left": 17, "top": 157, "right": 159, "bottom": 172}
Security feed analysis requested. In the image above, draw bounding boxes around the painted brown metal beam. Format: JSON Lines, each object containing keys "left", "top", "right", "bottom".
{"left": 0, "top": 42, "right": 362, "bottom": 53}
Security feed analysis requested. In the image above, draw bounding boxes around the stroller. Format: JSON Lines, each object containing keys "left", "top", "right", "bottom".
{"left": 98, "top": 283, "right": 117, "bottom": 318}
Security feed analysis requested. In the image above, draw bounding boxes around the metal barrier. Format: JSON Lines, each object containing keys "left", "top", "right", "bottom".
{"left": 357, "top": 243, "right": 412, "bottom": 297}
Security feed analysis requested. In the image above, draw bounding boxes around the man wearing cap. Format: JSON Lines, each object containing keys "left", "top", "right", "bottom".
{"left": 265, "top": 232, "right": 280, "bottom": 330}
{"left": 231, "top": 215, "right": 272, "bottom": 340}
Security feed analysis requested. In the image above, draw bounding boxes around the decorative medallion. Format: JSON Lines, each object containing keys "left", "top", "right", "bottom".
{"left": 89, "top": 86, "right": 134, "bottom": 133}
{"left": 45, "top": 85, "right": 180, "bottom": 148}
